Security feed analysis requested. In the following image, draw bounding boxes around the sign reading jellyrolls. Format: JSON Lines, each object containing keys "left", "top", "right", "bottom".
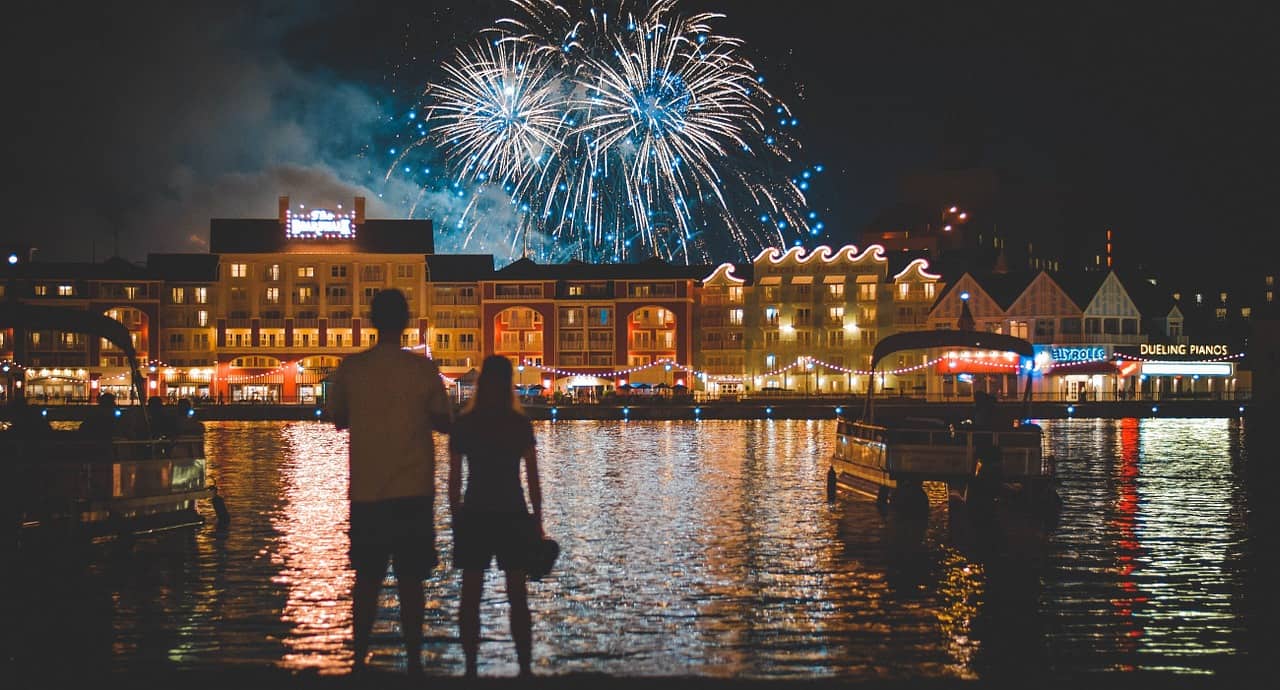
{"left": 1048, "top": 346, "right": 1107, "bottom": 362}
{"left": 1134, "top": 343, "right": 1232, "bottom": 357}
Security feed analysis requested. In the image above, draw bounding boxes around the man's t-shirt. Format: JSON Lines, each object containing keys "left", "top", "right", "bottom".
{"left": 329, "top": 345, "right": 451, "bottom": 503}
{"left": 449, "top": 410, "right": 536, "bottom": 513}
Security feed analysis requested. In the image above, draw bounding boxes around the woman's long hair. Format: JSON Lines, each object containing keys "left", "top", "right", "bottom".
{"left": 463, "top": 355, "right": 523, "bottom": 416}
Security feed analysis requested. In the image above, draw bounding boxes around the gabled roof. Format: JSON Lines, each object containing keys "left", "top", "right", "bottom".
{"left": 491, "top": 256, "right": 712, "bottom": 281}
{"left": 147, "top": 253, "right": 220, "bottom": 282}
{"left": 1048, "top": 270, "right": 1110, "bottom": 310}
{"left": 424, "top": 254, "right": 494, "bottom": 282}
{"left": 1116, "top": 270, "right": 1178, "bottom": 318}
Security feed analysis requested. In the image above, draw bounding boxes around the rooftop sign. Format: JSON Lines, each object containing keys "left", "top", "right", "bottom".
{"left": 285, "top": 209, "right": 356, "bottom": 239}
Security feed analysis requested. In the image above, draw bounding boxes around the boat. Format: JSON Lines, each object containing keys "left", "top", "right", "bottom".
{"left": 830, "top": 325, "right": 1058, "bottom": 521}
{"left": 1, "top": 303, "right": 212, "bottom": 551}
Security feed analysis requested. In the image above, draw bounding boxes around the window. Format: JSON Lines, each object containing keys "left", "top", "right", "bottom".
{"left": 123, "top": 286, "right": 140, "bottom": 300}
{"left": 1122, "top": 319, "right": 1137, "bottom": 334}
{"left": 1267, "top": 275, "right": 1275, "bottom": 287}
{"left": 194, "top": 287, "right": 208, "bottom": 304}
{"left": 796, "top": 330, "right": 812, "bottom": 347}
{"left": 794, "top": 308, "right": 812, "bottom": 327}
{"left": 828, "top": 306, "right": 844, "bottom": 323}
{"left": 828, "top": 330, "right": 845, "bottom": 347}
{"left": 568, "top": 285, "right": 584, "bottom": 296}
{"left": 764, "top": 307, "right": 779, "bottom": 326}
{"left": 1061, "top": 318, "right": 1081, "bottom": 334}
{"left": 297, "top": 286, "right": 315, "bottom": 304}
{"left": 857, "top": 282, "right": 876, "bottom": 301}
{"left": 765, "top": 354, "right": 776, "bottom": 369}
{"left": 58, "top": 284, "right": 74, "bottom": 296}
{"left": 1085, "top": 318, "right": 1101, "bottom": 334}
{"left": 764, "top": 331, "right": 779, "bottom": 347}
{"left": 588, "top": 307, "right": 612, "bottom": 325}
{"left": 1035, "top": 320, "right": 1055, "bottom": 338}
{"left": 298, "top": 265, "right": 316, "bottom": 278}
{"left": 193, "top": 333, "right": 210, "bottom": 350}
{"left": 330, "top": 265, "right": 347, "bottom": 278}
{"left": 265, "top": 287, "right": 280, "bottom": 304}
{"left": 1215, "top": 307, "right": 1227, "bottom": 320}
{"left": 362, "top": 287, "right": 380, "bottom": 303}
{"left": 795, "top": 284, "right": 812, "bottom": 300}
{"left": 168, "top": 333, "right": 185, "bottom": 349}
{"left": 827, "top": 283, "right": 844, "bottom": 299}
{"left": 729, "top": 309, "right": 744, "bottom": 326}
{"left": 171, "top": 287, "right": 186, "bottom": 304}
{"left": 1009, "top": 321, "right": 1029, "bottom": 339}
{"left": 267, "top": 264, "right": 280, "bottom": 281}
{"left": 630, "top": 284, "right": 651, "bottom": 297}
{"left": 367, "top": 333, "right": 378, "bottom": 346}
{"left": 196, "top": 310, "right": 209, "bottom": 327}
{"left": 459, "top": 333, "right": 476, "bottom": 350}
{"left": 924, "top": 283, "right": 936, "bottom": 300}
{"left": 1268, "top": 291, "right": 1274, "bottom": 303}
{"left": 1103, "top": 318, "right": 1120, "bottom": 334}
{"left": 230, "top": 286, "right": 248, "bottom": 302}
{"left": 728, "top": 286, "right": 744, "bottom": 303}
{"left": 34, "top": 285, "right": 48, "bottom": 296}
{"left": 1220, "top": 291, "right": 1228, "bottom": 303}
{"left": 762, "top": 286, "right": 779, "bottom": 301}
{"left": 361, "top": 265, "right": 385, "bottom": 282}
{"left": 230, "top": 263, "right": 248, "bottom": 278}
{"left": 898, "top": 283, "right": 910, "bottom": 299}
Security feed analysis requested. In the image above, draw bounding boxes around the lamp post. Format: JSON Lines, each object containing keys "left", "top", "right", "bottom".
{"left": 664, "top": 362, "right": 672, "bottom": 391}
{"left": 517, "top": 361, "right": 526, "bottom": 393}
{"left": 806, "top": 358, "right": 814, "bottom": 396}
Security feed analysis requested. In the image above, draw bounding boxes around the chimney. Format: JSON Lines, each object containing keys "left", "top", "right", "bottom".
{"left": 354, "top": 196, "right": 366, "bottom": 224}
{"left": 278, "top": 196, "right": 290, "bottom": 223}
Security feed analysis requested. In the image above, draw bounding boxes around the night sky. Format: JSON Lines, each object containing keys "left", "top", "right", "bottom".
{"left": 4, "top": 1, "right": 1275, "bottom": 286}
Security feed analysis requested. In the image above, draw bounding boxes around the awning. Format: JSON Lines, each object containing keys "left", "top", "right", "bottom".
{"left": 758, "top": 276, "right": 782, "bottom": 285}
{"left": 822, "top": 275, "right": 846, "bottom": 284}
{"left": 1044, "top": 361, "right": 1120, "bottom": 375}
{"left": 791, "top": 275, "right": 814, "bottom": 284}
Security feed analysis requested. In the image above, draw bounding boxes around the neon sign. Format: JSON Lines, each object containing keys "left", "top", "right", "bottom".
{"left": 285, "top": 209, "right": 356, "bottom": 239}
{"left": 1048, "top": 346, "right": 1107, "bottom": 362}
{"left": 1139, "top": 343, "right": 1230, "bottom": 357}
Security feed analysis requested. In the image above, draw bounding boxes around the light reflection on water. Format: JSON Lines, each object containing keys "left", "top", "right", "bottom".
{"left": 8, "top": 418, "right": 1258, "bottom": 679}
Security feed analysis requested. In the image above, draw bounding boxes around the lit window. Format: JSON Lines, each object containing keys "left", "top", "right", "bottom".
{"left": 194, "top": 287, "right": 208, "bottom": 304}
{"left": 1220, "top": 291, "right": 1228, "bottom": 303}
{"left": 898, "top": 283, "right": 909, "bottom": 299}
{"left": 265, "top": 287, "right": 280, "bottom": 304}
{"left": 1242, "top": 307, "right": 1252, "bottom": 318}
{"left": 230, "top": 263, "right": 248, "bottom": 278}
{"left": 298, "top": 266, "right": 316, "bottom": 278}
{"left": 329, "top": 265, "right": 346, "bottom": 278}
{"left": 197, "top": 310, "right": 209, "bottom": 327}
{"left": 123, "top": 286, "right": 140, "bottom": 299}
{"left": 729, "top": 309, "right": 744, "bottom": 325}
{"left": 267, "top": 264, "right": 281, "bottom": 281}
{"left": 58, "top": 285, "right": 74, "bottom": 296}
{"left": 34, "top": 285, "right": 48, "bottom": 296}
{"left": 924, "top": 282, "right": 936, "bottom": 299}
{"left": 171, "top": 287, "right": 185, "bottom": 304}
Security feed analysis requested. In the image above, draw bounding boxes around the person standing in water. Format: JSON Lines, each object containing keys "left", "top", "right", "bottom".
{"left": 328, "top": 288, "right": 453, "bottom": 675}
{"left": 448, "top": 355, "right": 544, "bottom": 678}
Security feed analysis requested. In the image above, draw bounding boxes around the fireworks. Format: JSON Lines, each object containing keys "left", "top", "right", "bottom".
{"left": 391, "top": 0, "right": 822, "bottom": 264}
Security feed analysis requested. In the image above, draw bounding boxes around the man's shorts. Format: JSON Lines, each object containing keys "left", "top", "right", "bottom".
{"left": 349, "top": 496, "right": 437, "bottom": 581}
{"left": 452, "top": 510, "right": 535, "bottom": 572}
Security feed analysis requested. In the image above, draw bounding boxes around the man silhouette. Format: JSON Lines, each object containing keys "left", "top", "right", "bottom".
{"left": 328, "top": 288, "right": 452, "bottom": 675}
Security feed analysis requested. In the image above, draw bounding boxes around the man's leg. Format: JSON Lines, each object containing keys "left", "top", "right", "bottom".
{"left": 460, "top": 569, "right": 484, "bottom": 677}
{"left": 352, "top": 561, "right": 385, "bottom": 671}
{"left": 504, "top": 570, "right": 532, "bottom": 677}
{"left": 397, "top": 575, "right": 425, "bottom": 674}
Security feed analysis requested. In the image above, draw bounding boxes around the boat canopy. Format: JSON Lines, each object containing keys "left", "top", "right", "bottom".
{"left": 0, "top": 303, "right": 148, "bottom": 409}
{"left": 0, "top": 303, "right": 140, "bottom": 364}
{"left": 870, "top": 330, "right": 1035, "bottom": 370}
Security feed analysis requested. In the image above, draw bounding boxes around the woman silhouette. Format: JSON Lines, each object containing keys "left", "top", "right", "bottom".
{"left": 448, "top": 355, "right": 544, "bottom": 678}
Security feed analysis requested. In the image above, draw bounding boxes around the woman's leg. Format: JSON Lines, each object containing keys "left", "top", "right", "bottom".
{"left": 460, "top": 568, "right": 484, "bottom": 677}
{"left": 504, "top": 569, "right": 533, "bottom": 676}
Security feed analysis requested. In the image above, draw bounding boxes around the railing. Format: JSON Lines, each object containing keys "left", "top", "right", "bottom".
{"left": 260, "top": 319, "right": 284, "bottom": 329}
{"left": 326, "top": 296, "right": 353, "bottom": 306}
{"left": 432, "top": 294, "right": 479, "bottom": 305}
{"left": 328, "top": 317, "right": 352, "bottom": 328}
{"left": 225, "top": 318, "right": 251, "bottom": 329}
{"left": 294, "top": 318, "right": 319, "bottom": 329}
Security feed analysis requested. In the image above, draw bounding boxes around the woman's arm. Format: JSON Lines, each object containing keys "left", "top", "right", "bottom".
{"left": 448, "top": 450, "right": 463, "bottom": 520}
{"left": 524, "top": 445, "right": 543, "bottom": 535}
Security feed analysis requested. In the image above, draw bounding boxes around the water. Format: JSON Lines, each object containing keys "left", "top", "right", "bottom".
{"left": 7, "top": 418, "right": 1264, "bottom": 679}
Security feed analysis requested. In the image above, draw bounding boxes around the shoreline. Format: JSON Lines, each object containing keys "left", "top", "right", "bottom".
{"left": 22, "top": 399, "right": 1257, "bottom": 423}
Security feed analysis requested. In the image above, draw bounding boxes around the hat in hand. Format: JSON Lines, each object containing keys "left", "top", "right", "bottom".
{"left": 528, "top": 536, "right": 559, "bottom": 582}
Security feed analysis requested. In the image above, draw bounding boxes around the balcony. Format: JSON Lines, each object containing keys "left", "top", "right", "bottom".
{"left": 294, "top": 318, "right": 319, "bottom": 329}
{"left": 328, "top": 317, "right": 352, "bottom": 328}
{"left": 326, "top": 295, "right": 353, "bottom": 306}
{"left": 432, "top": 294, "right": 479, "bottom": 305}
{"left": 434, "top": 316, "right": 480, "bottom": 329}
{"left": 587, "top": 339, "right": 614, "bottom": 351}
{"left": 558, "top": 339, "right": 586, "bottom": 351}
{"left": 226, "top": 318, "right": 251, "bottom": 329}
{"left": 260, "top": 318, "right": 285, "bottom": 329}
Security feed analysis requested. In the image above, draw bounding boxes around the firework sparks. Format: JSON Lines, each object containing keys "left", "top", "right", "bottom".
{"left": 393, "top": 0, "right": 823, "bottom": 264}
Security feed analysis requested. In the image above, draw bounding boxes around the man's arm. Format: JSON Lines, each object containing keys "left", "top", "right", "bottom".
{"left": 424, "top": 359, "right": 453, "bottom": 434}
{"left": 328, "top": 368, "right": 349, "bottom": 430}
